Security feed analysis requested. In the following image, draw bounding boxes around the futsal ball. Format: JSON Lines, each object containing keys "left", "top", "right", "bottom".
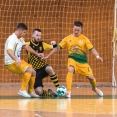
{"left": 56, "top": 86, "right": 67, "bottom": 96}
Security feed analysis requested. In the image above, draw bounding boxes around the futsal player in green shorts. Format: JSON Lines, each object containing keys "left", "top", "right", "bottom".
{"left": 26, "top": 28, "right": 59, "bottom": 97}
{"left": 44, "top": 21, "right": 103, "bottom": 98}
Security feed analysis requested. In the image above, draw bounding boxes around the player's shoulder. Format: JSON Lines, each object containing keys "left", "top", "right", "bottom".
{"left": 80, "top": 34, "right": 89, "bottom": 40}
{"left": 7, "top": 33, "right": 17, "bottom": 42}
{"left": 65, "top": 34, "right": 72, "bottom": 39}
{"left": 8, "top": 33, "right": 15, "bottom": 39}
{"left": 41, "top": 41, "right": 50, "bottom": 45}
{"left": 26, "top": 41, "right": 30, "bottom": 45}
{"left": 62, "top": 34, "right": 72, "bottom": 41}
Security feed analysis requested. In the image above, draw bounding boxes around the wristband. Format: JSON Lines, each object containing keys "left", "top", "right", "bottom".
{"left": 96, "top": 55, "right": 100, "bottom": 59}
{"left": 53, "top": 44, "right": 57, "bottom": 48}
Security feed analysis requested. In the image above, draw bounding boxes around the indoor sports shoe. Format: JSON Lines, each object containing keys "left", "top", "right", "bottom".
{"left": 18, "top": 90, "right": 31, "bottom": 98}
{"left": 29, "top": 92, "right": 39, "bottom": 98}
{"left": 93, "top": 88, "right": 103, "bottom": 97}
{"left": 48, "top": 89, "right": 58, "bottom": 97}
{"left": 65, "top": 92, "right": 71, "bottom": 98}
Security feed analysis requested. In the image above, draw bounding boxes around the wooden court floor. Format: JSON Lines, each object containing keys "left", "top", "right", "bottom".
{"left": 0, "top": 87, "right": 117, "bottom": 117}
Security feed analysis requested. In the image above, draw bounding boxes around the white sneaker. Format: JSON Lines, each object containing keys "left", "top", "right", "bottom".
{"left": 18, "top": 90, "right": 31, "bottom": 98}
{"left": 66, "top": 92, "right": 71, "bottom": 98}
{"left": 93, "top": 88, "right": 103, "bottom": 97}
{"left": 29, "top": 92, "right": 39, "bottom": 98}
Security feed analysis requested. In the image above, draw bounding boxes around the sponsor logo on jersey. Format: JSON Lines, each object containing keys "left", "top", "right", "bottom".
{"left": 74, "top": 46, "right": 78, "bottom": 50}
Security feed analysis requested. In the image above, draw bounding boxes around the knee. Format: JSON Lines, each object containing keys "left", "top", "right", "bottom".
{"left": 26, "top": 67, "right": 36, "bottom": 77}
{"left": 35, "top": 87, "right": 43, "bottom": 96}
{"left": 32, "top": 69, "right": 36, "bottom": 77}
{"left": 45, "top": 66, "right": 55, "bottom": 75}
{"left": 68, "top": 66, "right": 74, "bottom": 73}
{"left": 87, "top": 76, "right": 94, "bottom": 80}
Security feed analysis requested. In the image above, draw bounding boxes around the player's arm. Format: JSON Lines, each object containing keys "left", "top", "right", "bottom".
{"left": 42, "top": 41, "right": 57, "bottom": 50}
{"left": 23, "top": 45, "right": 44, "bottom": 58}
{"left": 90, "top": 48, "right": 103, "bottom": 62}
{"left": 43, "top": 38, "right": 66, "bottom": 59}
{"left": 7, "top": 49, "right": 21, "bottom": 66}
{"left": 85, "top": 38, "right": 103, "bottom": 62}
{"left": 44, "top": 46, "right": 60, "bottom": 59}
{"left": 7, "top": 37, "right": 21, "bottom": 66}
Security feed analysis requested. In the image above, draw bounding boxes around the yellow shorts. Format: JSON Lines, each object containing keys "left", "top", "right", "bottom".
{"left": 6, "top": 60, "right": 32, "bottom": 74}
{"left": 67, "top": 58, "right": 93, "bottom": 76}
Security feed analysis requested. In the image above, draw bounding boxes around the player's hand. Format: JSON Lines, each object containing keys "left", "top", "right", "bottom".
{"left": 41, "top": 56, "right": 48, "bottom": 60}
{"left": 15, "top": 58, "right": 21, "bottom": 66}
{"left": 38, "top": 53, "right": 44, "bottom": 58}
{"left": 51, "top": 41, "right": 56, "bottom": 45}
{"left": 97, "top": 56, "right": 103, "bottom": 62}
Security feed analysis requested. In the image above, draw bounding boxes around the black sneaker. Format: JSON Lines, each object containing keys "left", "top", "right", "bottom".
{"left": 48, "top": 89, "right": 58, "bottom": 97}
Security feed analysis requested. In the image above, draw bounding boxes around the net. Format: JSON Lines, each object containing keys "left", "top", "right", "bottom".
{"left": 0, "top": 0, "right": 115, "bottom": 87}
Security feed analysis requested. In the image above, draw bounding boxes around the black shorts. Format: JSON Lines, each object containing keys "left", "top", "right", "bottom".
{"left": 34, "top": 65, "right": 49, "bottom": 89}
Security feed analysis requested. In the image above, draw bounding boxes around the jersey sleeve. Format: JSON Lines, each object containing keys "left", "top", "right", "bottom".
{"left": 85, "top": 38, "right": 94, "bottom": 51}
{"left": 26, "top": 42, "right": 30, "bottom": 46}
{"left": 58, "top": 38, "right": 67, "bottom": 49}
{"left": 7, "top": 36, "right": 16, "bottom": 50}
{"left": 42, "top": 42, "right": 53, "bottom": 50}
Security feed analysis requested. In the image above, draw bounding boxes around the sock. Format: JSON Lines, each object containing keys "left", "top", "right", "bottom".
{"left": 66, "top": 72, "right": 73, "bottom": 92}
{"left": 41, "top": 90, "right": 51, "bottom": 96}
{"left": 89, "top": 78, "right": 96, "bottom": 90}
{"left": 20, "top": 72, "right": 31, "bottom": 91}
{"left": 50, "top": 74, "right": 59, "bottom": 88}
{"left": 28, "top": 76, "right": 35, "bottom": 93}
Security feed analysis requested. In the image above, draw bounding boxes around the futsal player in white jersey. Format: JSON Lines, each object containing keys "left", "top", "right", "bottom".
{"left": 4, "top": 23, "right": 43, "bottom": 98}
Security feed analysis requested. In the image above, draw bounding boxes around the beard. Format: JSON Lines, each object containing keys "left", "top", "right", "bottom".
{"left": 33, "top": 38, "right": 39, "bottom": 43}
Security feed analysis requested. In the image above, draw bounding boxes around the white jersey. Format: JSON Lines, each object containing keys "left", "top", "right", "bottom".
{"left": 4, "top": 33, "right": 26, "bottom": 65}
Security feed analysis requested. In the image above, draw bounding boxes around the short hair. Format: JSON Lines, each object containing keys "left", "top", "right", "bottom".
{"left": 16, "top": 23, "right": 28, "bottom": 30}
{"left": 32, "top": 28, "right": 41, "bottom": 33}
{"left": 74, "top": 21, "right": 83, "bottom": 28}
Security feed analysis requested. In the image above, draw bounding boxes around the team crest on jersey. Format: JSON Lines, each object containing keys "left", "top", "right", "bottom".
{"left": 39, "top": 47, "right": 42, "bottom": 51}
{"left": 79, "top": 40, "right": 83, "bottom": 44}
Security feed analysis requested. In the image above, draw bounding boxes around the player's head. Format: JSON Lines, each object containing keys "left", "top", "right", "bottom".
{"left": 15, "top": 23, "right": 28, "bottom": 38}
{"left": 73, "top": 21, "right": 83, "bottom": 37}
{"left": 32, "top": 28, "right": 41, "bottom": 43}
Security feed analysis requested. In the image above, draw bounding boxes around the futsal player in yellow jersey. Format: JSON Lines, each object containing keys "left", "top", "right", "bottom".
{"left": 4, "top": 23, "right": 43, "bottom": 98}
{"left": 26, "top": 28, "right": 59, "bottom": 97}
{"left": 44, "top": 21, "right": 103, "bottom": 98}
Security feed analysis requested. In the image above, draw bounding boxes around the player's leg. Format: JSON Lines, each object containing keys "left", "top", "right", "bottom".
{"left": 34, "top": 67, "right": 58, "bottom": 97}
{"left": 35, "top": 86, "right": 56, "bottom": 97}
{"left": 17, "top": 60, "right": 38, "bottom": 98}
{"left": 87, "top": 75, "right": 103, "bottom": 97}
{"left": 26, "top": 67, "right": 39, "bottom": 98}
{"left": 45, "top": 65, "right": 59, "bottom": 88}
{"left": 6, "top": 60, "right": 31, "bottom": 97}
{"left": 34, "top": 69, "right": 45, "bottom": 96}
{"left": 77, "top": 62, "right": 103, "bottom": 97}
{"left": 66, "top": 66, "right": 74, "bottom": 98}
{"left": 65, "top": 58, "right": 76, "bottom": 98}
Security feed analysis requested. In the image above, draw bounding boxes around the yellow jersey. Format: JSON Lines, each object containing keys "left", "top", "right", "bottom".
{"left": 58, "top": 34, "right": 93, "bottom": 63}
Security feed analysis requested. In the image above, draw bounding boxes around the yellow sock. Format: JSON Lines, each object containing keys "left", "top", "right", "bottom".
{"left": 66, "top": 72, "right": 73, "bottom": 92}
{"left": 28, "top": 76, "right": 35, "bottom": 93}
{"left": 20, "top": 72, "right": 31, "bottom": 91}
{"left": 89, "top": 78, "right": 96, "bottom": 90}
